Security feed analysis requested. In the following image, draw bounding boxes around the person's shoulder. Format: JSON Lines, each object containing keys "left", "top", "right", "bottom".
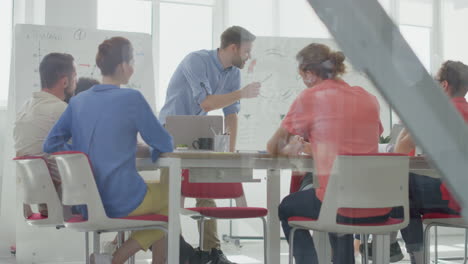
{"left": 185, "top": 50, "right": 211, "bottom": 62}
{"left": 191, "top": 49, "right": 211, "bottom": 58}
{"left": 118, "top": 88, "right": 145, "bottom": 101}
{"left": 295, "top": 87, "right": 316, "bottom": 102}
{"left": 350, "top": 85, "right": 375, "bottom": 98}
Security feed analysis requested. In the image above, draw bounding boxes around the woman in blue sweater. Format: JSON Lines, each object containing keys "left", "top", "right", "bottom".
{"left": 44, "top": 37, "right": 186, "bottom": 264}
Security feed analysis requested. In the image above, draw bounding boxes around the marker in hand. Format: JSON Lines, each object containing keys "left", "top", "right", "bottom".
{"left": 259, "top": 73, "right": 273, "bottom": 84}
{"left": 240, "top": 82, "right": 261, "bottom": 99}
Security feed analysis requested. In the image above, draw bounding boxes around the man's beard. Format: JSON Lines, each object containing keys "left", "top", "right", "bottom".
{"left": 232, "top": 55, "right": 246, "bottom": 69}
{"left": 64, "top": 86, "right": 73, "bottom": 103}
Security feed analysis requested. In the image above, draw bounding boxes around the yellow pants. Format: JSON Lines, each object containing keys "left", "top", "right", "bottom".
{"left": 128, "top": 169, "right": 220, "bottom": 251}
{"left": 128, "top": 170, "right": 169, "bottom": 251}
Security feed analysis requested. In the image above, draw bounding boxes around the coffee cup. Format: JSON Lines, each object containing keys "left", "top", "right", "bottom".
{"left": 192, "top": 138, "right": 214, "bottom": 150}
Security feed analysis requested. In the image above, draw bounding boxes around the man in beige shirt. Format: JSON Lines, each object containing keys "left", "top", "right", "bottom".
{"left": 14, "top": 52, "right": 77, "bottom": 216}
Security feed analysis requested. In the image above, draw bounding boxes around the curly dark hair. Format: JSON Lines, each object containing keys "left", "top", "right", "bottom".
{"left": 296, "top": 43, "right": 346, "bottom": 80}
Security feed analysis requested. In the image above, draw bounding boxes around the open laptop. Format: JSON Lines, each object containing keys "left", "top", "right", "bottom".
{"left": 165, "top": 115, "right": 224, "bottom": 149}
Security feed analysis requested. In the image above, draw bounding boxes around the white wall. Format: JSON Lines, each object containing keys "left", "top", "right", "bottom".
{"left": 0, "top": 108, "right": 15, "bottom": 257}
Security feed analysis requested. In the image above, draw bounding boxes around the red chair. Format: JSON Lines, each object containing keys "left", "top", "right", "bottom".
{"left": 289, "top": 171, "right": 306, "bottom": 194}
{"left": 181, "top": 169, "right": 268, "bottom": 263}
{"left": 423, "top": 213, "right": 468, "bottom": 264}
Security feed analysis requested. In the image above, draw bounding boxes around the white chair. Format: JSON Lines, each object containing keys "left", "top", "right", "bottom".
{"left": 14, "top": 155, "right": 93, "bottom": 263}
{"left": 14, "top": 156, "right": 64, "bottom": 227}
{"left": 52, "top": 151, "right": 169, "bottom": 264}
{"left": 287, "top": 153, "right": 410, "bottom": 264}
{"left": 423, "top": 213, "right": 468, "bottom": 264}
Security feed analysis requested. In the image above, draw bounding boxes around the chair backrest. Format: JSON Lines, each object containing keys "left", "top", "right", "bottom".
{"left": 181, "top": 169, "right": 244, "bottom": 199}
{"left": 317, "top": 153, "right": 409, "bottom": 233}
{"left": 14, "top": 156, "right": 63, "bottom": 225}
{"left": 52, "top": 151, "right": 108, "bottom": 223}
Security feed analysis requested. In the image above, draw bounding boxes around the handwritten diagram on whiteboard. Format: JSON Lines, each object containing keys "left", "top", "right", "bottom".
{"left": 237, "top": 37, "right": 391, "bottom": 150}
{"left": 13, "top": 24, "right": 155, "bottom": 114}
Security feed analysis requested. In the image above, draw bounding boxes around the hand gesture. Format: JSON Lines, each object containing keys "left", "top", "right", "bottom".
{"left": 240, "top": 82, "right": 261, "bottom": 99}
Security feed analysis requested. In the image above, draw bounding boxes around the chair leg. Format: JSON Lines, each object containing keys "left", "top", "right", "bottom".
{"left": 360, "top": 234, "right": 365, "bottom": 264}
{"left": 85, "top": 232, "right": 90, "bottom": 264}
{"left": 93, "top": 232, "right": 101, "bottom": 254}
{"left": 435, "top": 226, "right": 438, "bottom": 264}
{"left": 362, "top": 234, "right": 369, "bottom": 264}
{"left": 424, "top": 223, "right": 433, "bottom": 264}
{"left": 464, "top": 228, "right": 468, "bottom": 264}
{"left": 199, "top": 217, "right": 205, "bottom": 251}
{"left": 261, "top": 217, "right": 268, "bottom": 264}
{"left": 289, "top": 227, "right": 297, "bottom": 264}
{"left": 117, "top": 231, "right": 124, "bottom": 248}
{"left": 373, "top": 234, "right": 390, "bottom": 264}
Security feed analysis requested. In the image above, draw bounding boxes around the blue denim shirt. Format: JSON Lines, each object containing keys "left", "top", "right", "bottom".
{"left": 159, "top": 49, "right": 241, "bottom": 125}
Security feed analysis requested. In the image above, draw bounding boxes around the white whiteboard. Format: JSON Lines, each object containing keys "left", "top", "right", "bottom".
{"left": 13, "top": 24, "right": 155, "bottom": 113}
{"left": 237, "top": 36, "right": 391, "bottom": 150}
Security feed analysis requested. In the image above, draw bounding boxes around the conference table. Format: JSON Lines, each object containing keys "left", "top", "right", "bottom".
{"left": 136, "top": 152, "right": 435, "bottom": 264}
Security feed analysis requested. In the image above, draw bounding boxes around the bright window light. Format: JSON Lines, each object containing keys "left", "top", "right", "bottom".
{"left": 443, "top": 0, "right": 468, "bottom": 64}
{"left": 158, "top": 2, "right": 213, "bottom": 110}
{"left": 399, "top": 0, "right": 433, "bottom": 27}
{"left": 227, "top": 0, "right": 273, "bottom": 36}
{"left": 0, "top": 0, "right": 13, "bottom": 106}
{"left": 400, "top": 25, "right": 431, "bottom": 71}
{"left": 278, "top": 0, "right": 330, "bottom": 38}
{"left": 98, "top": 0, "right": 152, "bottom": 34}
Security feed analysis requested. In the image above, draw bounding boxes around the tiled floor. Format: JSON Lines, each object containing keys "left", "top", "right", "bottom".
{"left": 1, "top": 234, "right": 467, "bottom": 263}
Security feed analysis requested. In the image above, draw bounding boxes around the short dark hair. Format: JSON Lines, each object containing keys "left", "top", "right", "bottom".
{"left": 75, "top": 77, "right": 100, "bottom": 95}
{"left": 220, "top": 26, "right": 256, "bottom": 49}
{"left": 96, "top": 36, "right": 133, "bottom": 76}
{"left": 39, "top": 53, "right": 75, "bottom": 89}
{"left": 436, "top": 60, "right": 468, "bottom": 97}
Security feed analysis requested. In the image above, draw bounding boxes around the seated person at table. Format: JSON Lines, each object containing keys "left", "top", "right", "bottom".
{"left": 75, "top": 77, "right": 100, "bottom": 95}
{"left": 394, "top": 60, "right": 468, "bottom": 264}
{"left": 43, "top": 36, "right": 193, "bottom": 264}
{"left": 267, "top": 43, "right": 387, "bottom": 264}
{"left": 14, "top": 52, "right": 77, "bottom": 217}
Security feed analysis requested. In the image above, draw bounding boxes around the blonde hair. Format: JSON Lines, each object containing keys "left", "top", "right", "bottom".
{"left": 296, "top": 43, "right": 346, "bottom": 79}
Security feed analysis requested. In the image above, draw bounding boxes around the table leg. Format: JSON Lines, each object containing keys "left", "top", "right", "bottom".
{"left": 266, "top": 169, "right": 281, "bottom": 264}
{"left": 167, "top": 158, "right": 182, "bottom": 264}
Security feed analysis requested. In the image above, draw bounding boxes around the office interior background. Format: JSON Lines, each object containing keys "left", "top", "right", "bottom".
{"left": 1, "top": 0, "right": 468, "bottom": 263}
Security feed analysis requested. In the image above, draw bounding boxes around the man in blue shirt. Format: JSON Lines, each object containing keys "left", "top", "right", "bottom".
{"left": 159, "top": 26, "right": 260, "bottom": 264}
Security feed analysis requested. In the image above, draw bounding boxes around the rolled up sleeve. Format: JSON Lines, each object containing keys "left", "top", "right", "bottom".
{"left": 181, "top": 54, "right": 212, "bottom": 105}
{"left": 222, "top": 70, "right": 241, "bottom": 116}
{"left": 281, "top": 92, "right": 313, "bottom": 139}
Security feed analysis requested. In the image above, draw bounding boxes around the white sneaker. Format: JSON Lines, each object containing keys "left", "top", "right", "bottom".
{"left": 101, "top": 241, "right": 118, "bottom": 255}
{"left": 90, "top": 253, "right": 112, "bottom": 264}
